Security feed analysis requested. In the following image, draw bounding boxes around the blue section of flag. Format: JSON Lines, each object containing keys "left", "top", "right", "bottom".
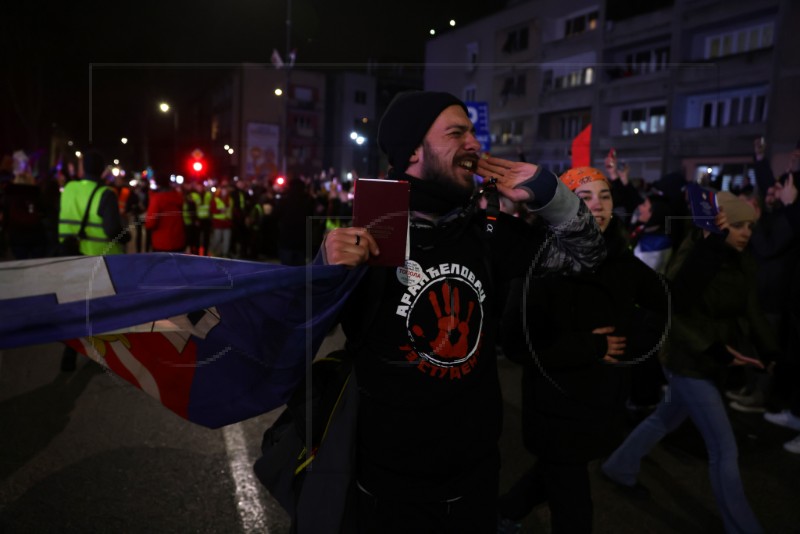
{"left": 0, "top": 254, "right": 364, "bottom": 427}
{"left": 637, "top": 233, "right": 672, "bottom": 253}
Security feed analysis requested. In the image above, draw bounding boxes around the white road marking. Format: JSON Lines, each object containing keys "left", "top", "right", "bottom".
{"left": 223, "top": 424, "right": 270, "bottom": 533}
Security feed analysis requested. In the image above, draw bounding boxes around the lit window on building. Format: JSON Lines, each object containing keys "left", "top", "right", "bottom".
{"left": 620, "top": 105, "right": 667, "bottom": 135}
{"left": 704, "top": 22, "right": 775, "bottom": 59}
{"left": 692, "top": 90, "right": 768, "bottom": 128}
{"left": 564, "top": 11, "right": 599, "bottom": 38}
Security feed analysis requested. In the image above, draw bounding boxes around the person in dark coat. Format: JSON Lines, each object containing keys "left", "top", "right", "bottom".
{"left": 727, "top": 141, "right": 800, "bottom": 416}
{"left": 651, "top": 170, "right": 691, "bottom": 255}
{"left": 497, "top": 167, "right": 668, "bottom": 533}
{"left": 274, "top": 177, "right": 315, "bottom": 266}
{"left": 303, "top": 91, "right": 606, "bottom": 534}
{"left": 2, "top": 169, "right": 47, "bottom": 259}
{"left": 602, "top": 191, "right": 779, "bottom": 534}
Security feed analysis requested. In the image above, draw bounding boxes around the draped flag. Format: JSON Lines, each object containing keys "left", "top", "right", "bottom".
{"left": 0, "top": 254, "right": 364, "bottom": 428}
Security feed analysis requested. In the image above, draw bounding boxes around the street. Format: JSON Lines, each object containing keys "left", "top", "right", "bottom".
{"left": 0, "top": 341, "right": 290, "bottom": 533}
{"left": 1, "top": 331, "right": 799, "bottom": 533}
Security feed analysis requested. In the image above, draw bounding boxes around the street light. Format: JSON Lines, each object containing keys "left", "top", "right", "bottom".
{"left": 158, "top": 101, "right": 179, "bottom": 172}
{"left": 349, "top": 131, "right": 367, "bottom": 176}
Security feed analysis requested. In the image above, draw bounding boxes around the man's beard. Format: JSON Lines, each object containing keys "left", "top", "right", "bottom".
{"left": 420, "top": 141, "right": 475, "bottom": 197}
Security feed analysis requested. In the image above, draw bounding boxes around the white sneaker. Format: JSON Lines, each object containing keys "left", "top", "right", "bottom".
{"left": 729, "top": 400, "right": 766, "bottom": 414}
{"left": 725, "top": 386, "right": 752, "bottom": 402}
{"left": 784, "top": 434, "right": 800, "bottom": 454}
{"left": 763, "top": 410, "right": 800, "bottom": 431}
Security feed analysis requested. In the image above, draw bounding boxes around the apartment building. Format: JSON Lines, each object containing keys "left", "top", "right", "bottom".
{"left": 206, "top": 65, "right": 327, "bottom": 182}
{"left": 425, "top": 0, "right": 799, "bottom": 186}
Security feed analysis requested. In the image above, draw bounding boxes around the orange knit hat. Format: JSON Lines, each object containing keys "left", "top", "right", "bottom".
{"left": 559, "top": 167, "right": 608, "bottom": 191}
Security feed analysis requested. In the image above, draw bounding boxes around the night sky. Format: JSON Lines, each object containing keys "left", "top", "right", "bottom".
{"left": 4, "top": 0, "right": 504, "bottom": 167}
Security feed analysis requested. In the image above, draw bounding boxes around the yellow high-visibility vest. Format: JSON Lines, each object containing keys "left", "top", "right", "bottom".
{"left": 58, "top": 180, "right": 124, "bottom": 255}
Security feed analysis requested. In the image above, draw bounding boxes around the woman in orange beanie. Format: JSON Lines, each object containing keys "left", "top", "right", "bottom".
{"left": 497, "top": 167, "right": 669, "bottom": 533}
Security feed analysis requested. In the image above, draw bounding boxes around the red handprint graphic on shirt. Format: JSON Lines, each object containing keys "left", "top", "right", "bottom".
{"left": 411, "top": 281, "right": 475, "bottom": 359}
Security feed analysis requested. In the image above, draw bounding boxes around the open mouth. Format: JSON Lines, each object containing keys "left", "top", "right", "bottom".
{"left": 457, "top": 156, "right": 478, "bottom": 170}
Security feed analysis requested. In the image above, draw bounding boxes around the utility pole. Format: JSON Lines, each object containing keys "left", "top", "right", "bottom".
{"left": 282, "top": 0, "right": 292, "bottom": 176}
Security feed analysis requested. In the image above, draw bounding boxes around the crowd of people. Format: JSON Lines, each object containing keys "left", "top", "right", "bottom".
{"left": 2, "top": 90, "right": 799, "bottom": 533}
{"left": 492, "top": 140, "right": 800, "bottom": 534}
{"left": 0, "top": 150, "right": 357, "bottom": 264}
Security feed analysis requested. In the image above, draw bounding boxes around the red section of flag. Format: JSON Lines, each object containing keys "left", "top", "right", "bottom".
{"left": 67, "top": 334, "right": 197, "bottom": 419}
{"left": 571, "top": 124, "right": 592, "bottom": 168}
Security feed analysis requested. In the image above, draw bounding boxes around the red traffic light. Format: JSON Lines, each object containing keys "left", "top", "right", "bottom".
{"left": 275, "top": 176, "right": 286, "bottom": 186}
{"left": 188, "top": 148, "right": 207, "bottom": 177}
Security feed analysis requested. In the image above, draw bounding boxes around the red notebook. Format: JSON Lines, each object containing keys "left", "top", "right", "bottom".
{"left": 352, "top": 178, "right": 409, "bottom": 266}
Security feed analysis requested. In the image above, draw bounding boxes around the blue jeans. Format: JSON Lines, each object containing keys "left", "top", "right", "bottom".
{"left": 601, "top": 367, "right": 763, "bottom": 534}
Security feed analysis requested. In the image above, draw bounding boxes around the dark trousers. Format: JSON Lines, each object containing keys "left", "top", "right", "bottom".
{"left": 629, "top": 354, "right": 666, "bottom": 407}
{"left": 131, "top": 217, "right": 147, "bottom": 253}
{"left": 355, "top": 451, "right": 499, "bottom": 534}
{"left": 356, "top": 477, "right": 498, "bottom": 534}
{"left": 185, "top": 223, "right": 200, "bottom": 254}
{"left": 198, "top": 219, "right": 212, "bottom": 256}
{"left": 497, "top": 459, "right": 593, "bottom": 533}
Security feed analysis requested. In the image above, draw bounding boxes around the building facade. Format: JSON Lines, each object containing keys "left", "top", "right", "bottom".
{"left": 205, "top": 65, "right": 327, "bottom": 184}
{"left": 326, "top": 72, "right": 377, "bottom": 180}
{"left": 425, "top": 0, "right": 799, "bottom": 187}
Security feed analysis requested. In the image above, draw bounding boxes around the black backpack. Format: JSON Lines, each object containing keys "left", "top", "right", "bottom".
{"left": 253, "top": 350, "right": 357, "bottom": 534}
{"left": 252, "top": 268, "right": 385, "bottom": 534}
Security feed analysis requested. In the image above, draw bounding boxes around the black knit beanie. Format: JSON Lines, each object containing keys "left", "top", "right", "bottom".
{"left": 377, "top": 91, "right": 467, "bottom": 172}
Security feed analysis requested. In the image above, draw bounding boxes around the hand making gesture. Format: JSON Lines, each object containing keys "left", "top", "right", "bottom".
{"left": 475, "top": 154, "right": 542, "bottom": 203}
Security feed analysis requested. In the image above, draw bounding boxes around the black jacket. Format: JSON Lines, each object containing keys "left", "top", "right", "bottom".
{"left": 502, "top": 218, "right": 668, "bottom": 463}
{"left": 663, "top": 230, "right": 780, "bottom": 380}
{"left": 341, "top": 172, "right": 605, "bottom": 501}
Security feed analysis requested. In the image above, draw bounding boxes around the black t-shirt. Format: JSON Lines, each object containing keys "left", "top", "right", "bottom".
{"left": 344, "top": 211, "right": 536, "bottom": 501}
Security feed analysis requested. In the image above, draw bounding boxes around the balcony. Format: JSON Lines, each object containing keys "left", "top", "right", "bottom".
{"left": 538, "top": 84, "right": 594, "bottom": 112}
{"left": 672, "top": 52, "right": 772, "bottom": 92}
{"left": 671, "top": 123, "right": 764, "bottom": 157}
{"left": 541, "top": 30, "right": 601, "bottom": 62}
{"left": 604, "top": 9, "right": 672, "bottom": 48}
{"left": 600, "top": 71, "right": 670, "bottom": 105}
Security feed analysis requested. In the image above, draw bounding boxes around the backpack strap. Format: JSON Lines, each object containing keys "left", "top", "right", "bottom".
{"left": 77, "top": 183, "right": 103, "bottom": 238}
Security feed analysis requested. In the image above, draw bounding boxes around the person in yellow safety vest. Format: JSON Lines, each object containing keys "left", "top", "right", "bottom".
{"left": 243, "top": 194, "right": 265, "bottom": 259}
{"left": 209, "top": 182, "right": 234, "bottom": 257}
{"left": 57, "top": 148, "right": 130, "bottom": 372}
{"left": 57, "top": 148, "right": 129, "bottom": 256}
{"left": 230, "top": 181, "right": 248, "bottom": 258}
{"left": 182, "top": 182, "right": 199, "bottom": 254}
{"left": 189, "top": 181, "right": 212, "bottom": 255}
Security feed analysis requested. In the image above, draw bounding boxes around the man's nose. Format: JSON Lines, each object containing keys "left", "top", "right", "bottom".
{"left": 464, "top": 132, "right": 481, "bottom": 152}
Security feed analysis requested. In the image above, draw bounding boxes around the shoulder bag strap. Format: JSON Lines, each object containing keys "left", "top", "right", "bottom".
{"left": 77, "top": 183, "right": 104, "bottom": 238}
